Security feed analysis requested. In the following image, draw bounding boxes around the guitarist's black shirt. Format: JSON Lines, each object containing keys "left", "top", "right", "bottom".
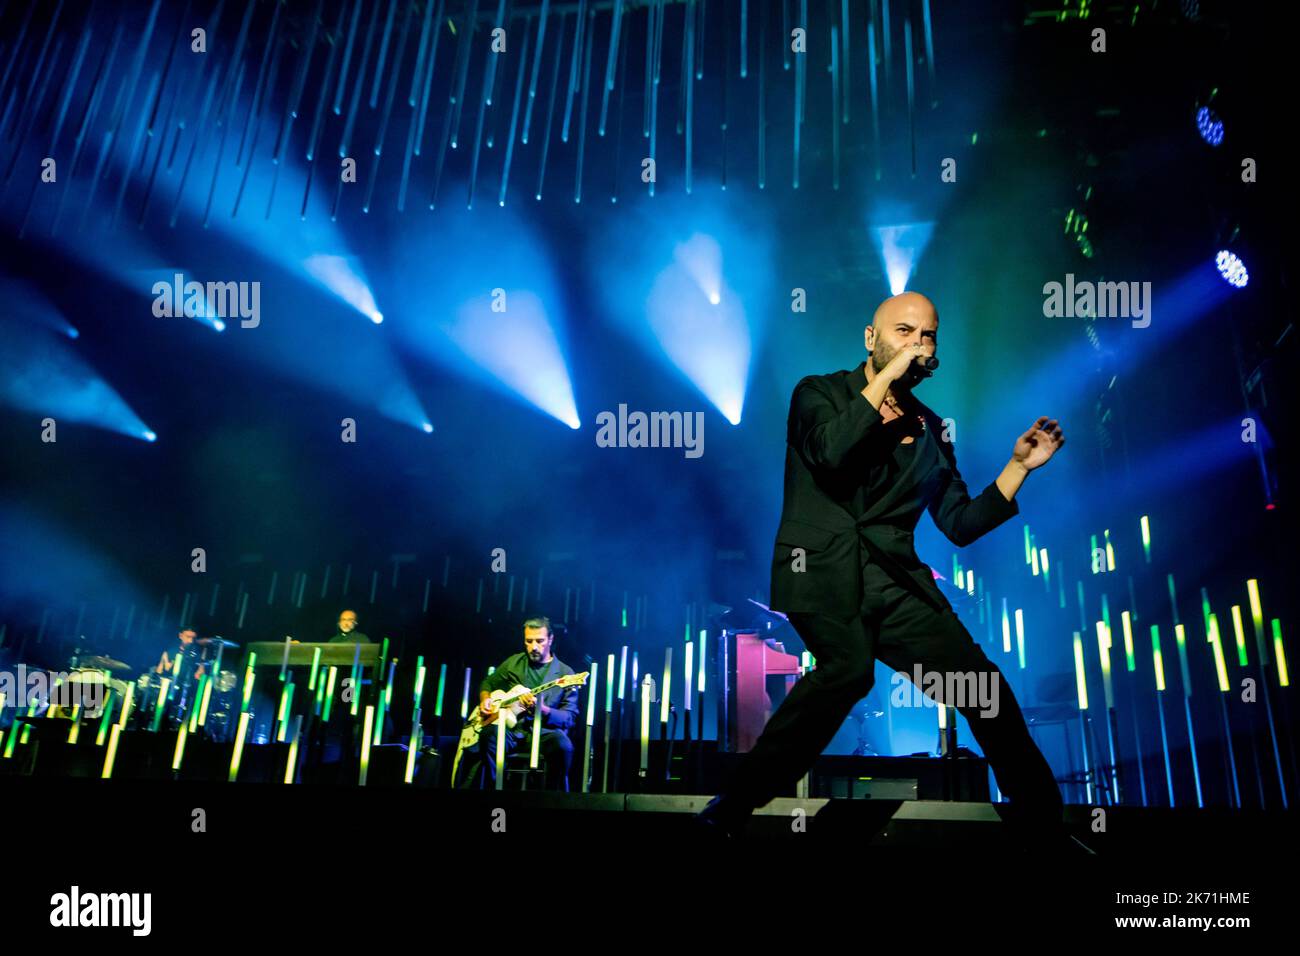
{"left": 479, "top": 652, "right": 580, "bottom": 733}
{"left": 524, "top": 660, "right": 552, "bottom": 693}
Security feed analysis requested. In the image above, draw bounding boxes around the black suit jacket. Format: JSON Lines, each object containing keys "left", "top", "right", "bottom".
{"left": 769, "top": 362, "right": 1020, "bottom": 620}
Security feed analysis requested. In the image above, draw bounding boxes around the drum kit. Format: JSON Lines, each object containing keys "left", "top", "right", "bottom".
{"left": 42, "top": 663, "right": 127, "bottom": 719}
{"left": 26, "top": 636, "right": 244, "bottom": 737}
{"left": 201, "top": 654, "right": 242, "bottom": 741}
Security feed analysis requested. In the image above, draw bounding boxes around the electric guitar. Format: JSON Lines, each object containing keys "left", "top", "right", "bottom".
{"left": 450, "top": 671, "right": 589, "bottom": 783}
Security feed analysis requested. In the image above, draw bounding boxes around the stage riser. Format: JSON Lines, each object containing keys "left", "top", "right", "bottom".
{"left": 1, "top": 776, "right": 1293, "bottom": 863}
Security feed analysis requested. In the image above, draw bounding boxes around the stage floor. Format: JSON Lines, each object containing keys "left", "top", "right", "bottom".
{"left": 3, "top": 775, "right": 1290, "bottom": 937}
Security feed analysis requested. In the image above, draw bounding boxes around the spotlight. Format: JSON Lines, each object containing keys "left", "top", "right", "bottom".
{"left": 673, "top": 234, "right": 724, "bottom": 308}
{"left": 213, "top": 318, "right": 227, "bottom": 332}
{"left": 1215, "top": 250, "right": 1248, "bottom": 288}
{"left": 444, "top": 291, "right": 581, "bottom": 429}
{"left": 2, "top": 279, "right": 82, "bottom": 340}
{"left": 302, "top": 254, "right": 384, "bottom": 324}
{"left": 1196, "top": 106, "right": 1224, "bottom": 146}
{"left": 873, "top": 222, "right": 935, "bottom": 296}
{"left": 646, "top": 262, "right": 749, "bottom": 425}
{"left": 588, "top": 191, "right": 774, "bottom": 427}
{"left": 421, "top": 422, "right": 434, "bottom": 433}
{"left": 1, "top": 321, "right": 153, "bottom": 441}
{"left": 142, "top": 430, "right": 157, "bottom": 442}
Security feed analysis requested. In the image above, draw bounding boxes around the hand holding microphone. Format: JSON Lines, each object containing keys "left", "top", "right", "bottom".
{"left": 881, "top": 343, "right": 939, "bottom": 385}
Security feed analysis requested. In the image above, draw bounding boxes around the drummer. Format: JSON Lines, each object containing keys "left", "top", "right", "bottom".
{"left": 156, "top": 628, "right": 205, "bottom": 681}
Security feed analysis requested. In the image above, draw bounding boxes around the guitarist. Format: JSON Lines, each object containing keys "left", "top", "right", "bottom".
{"left": 454, "top": 617, "right": 581, "bottom": 791}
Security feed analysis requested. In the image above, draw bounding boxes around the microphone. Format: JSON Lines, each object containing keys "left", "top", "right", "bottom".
{"left": 902, "top": 353, "right": 939, "bottom": 383}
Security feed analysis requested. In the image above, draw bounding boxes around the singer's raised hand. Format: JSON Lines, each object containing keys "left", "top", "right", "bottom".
{"left": 1012, "top": 417, "right": 1066, "bottom": 471}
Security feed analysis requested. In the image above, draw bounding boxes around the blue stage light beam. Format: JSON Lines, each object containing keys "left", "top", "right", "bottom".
{"left": 380, "top": 201, "right": 578, "bottom": 429}
{"left": 92, "top": 94, "right": 419, "bottom": 428}
{"left": 1016, "top": 259, "right": 1235, "bottom": 412}
{"left": 128, "top": 264, "right": 426, "bottom": 430}
{"left": 179, "top": 145, "right": 384, "bottom": 325}
{"left": 0, "top": 29, "right": 383, "bottom": 328}
{"left": 873, "top": 221, "right": 935, "bottom": 296}
{"left": 589, "top": 188, "right": 775, "bottom": 426}
{"left": 0, "top": 193, "right": 180, "bottom": 322}
{"left": 0, "top": 16, "right": 421, "bottom": 432}
{"left": 647, "top": 247, "right": 749, "bottom": 424}
{"left": 1125, "top": 416, "right": 1264, "bottom": 495}
{"left": 372, "top": 360, "right": 437, "bottom": 432}
{"left": 445, "top": 291, "right": 581, "bottom": 429}
{"left": 2, "top": 279, "right": 80, "bottom": 339}
{"left": 303, "top": 253, "right": 384, "bottom": 324}
{"left": 674, "top": 234, "right": 724, "bottom": 306}
{"left": 187, "top": 272, "right": 433, "bottom": 434}
{"left": 160, "top": 151, "right": 385, "bottom": 326}
{"left": 0, "top": 320, "right": 154, "bottom": 441}
{"left": 1143, "top": 260, "right": 1237, "bottom": 341}
{"left": 102, "top": 74, "right": 385, "bottom": 326}
{"left": 179, "top": 169, "right": 384, "bottom": 327}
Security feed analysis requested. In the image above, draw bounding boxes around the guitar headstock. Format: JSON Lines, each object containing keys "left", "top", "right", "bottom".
{"left": 558, "top": 671, "right": 589, "bottom": 688}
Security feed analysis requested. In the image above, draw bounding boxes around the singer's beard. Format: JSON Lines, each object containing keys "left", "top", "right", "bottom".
{"left": 870, "top": 344, "right": 925, "bottom": 392}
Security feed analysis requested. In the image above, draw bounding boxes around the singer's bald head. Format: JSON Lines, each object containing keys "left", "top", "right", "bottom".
{"left": 870, "top": 291, "right": 938, "bottom": 331}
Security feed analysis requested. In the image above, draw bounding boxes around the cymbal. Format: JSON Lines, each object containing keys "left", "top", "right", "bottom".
{"left": 78, "top": 655, "right": 130, "bottom": 671}
{"left": 198, "top": 638, "right": 240, "bottom": 648}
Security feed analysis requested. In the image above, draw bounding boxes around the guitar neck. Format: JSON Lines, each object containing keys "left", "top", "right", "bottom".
{"left": 496, "top": 678, "right": 563, "bottom": 708}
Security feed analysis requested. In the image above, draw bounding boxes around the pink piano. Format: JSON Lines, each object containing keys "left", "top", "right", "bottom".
{"left": 723, "top": 630, "right": 804, "bottom": 752}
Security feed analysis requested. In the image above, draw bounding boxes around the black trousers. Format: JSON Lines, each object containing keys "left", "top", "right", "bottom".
{"left": 455, "top": 726, "right": 574, "bottom": 791}
{"left": 727, "top": 563, "right": 1062, "bottom": 823}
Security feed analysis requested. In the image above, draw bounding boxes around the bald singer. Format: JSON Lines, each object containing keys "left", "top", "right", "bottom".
{"left": 697, "top": 292, "right": 1083, "bottom": 851}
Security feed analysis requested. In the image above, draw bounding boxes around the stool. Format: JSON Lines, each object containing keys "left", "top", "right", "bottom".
{"left": 504, "top": 751, "right": 549, "bottom": 791}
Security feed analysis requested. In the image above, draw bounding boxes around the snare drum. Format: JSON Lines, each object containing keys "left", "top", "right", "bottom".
{"left": 135, "top": 671, "right": 161, "bottom": 715}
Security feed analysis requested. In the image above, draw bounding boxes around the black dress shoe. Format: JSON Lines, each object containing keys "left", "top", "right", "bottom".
{"left": 693, "top": 794, "right": 751, "bottom": 840}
